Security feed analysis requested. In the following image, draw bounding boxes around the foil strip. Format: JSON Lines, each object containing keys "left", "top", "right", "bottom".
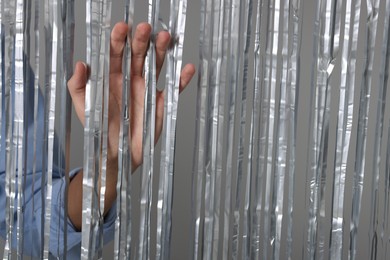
{"left": 189, "top": 0, "right": 211, "bottom": 258}
{"left": 213, "top": 1, "right": 228, "bottom": 257}
{"left": 31, "top": 0, "right": 41, "bottom": 256}
{"left": 245, "top": 3, "right": 260, "bottom": 255}
{"left": 21, "top": 0, "right": 32, "bottom": 257}
{"left": 54, "top": 0, "right": 65, "bottom": 257}
{"left": 302, "top": 0, "right": 321, "bottom": 257}
{"left": 156, "top": 0, "right": 187, "bottom": 259}
{"left": 270, "top": 0, "right": 290, "bottom": 258}
{"left": 285, "top": 0, "right": 302, "bottom": 259}
{"left": 14, "top": 0, "right": 25, "bottom": 258}
{"left": 381, "top": 38, "right": 390, "bottom": 260}
{"left": 3, "top": 0, "right": 17, "bottom": 257}
{"left": 306, "top": 0, "right": 341, "bottom": 257}
{"left": 96, "top": 0, "right": 111, "bottom": 258}
{"left": 385, "top": 123, "right": 390, "bottom": 259}
{"left": 349, "top": 1, "right": 380, "bottom": 259}
{"left": 202, "top": 0, "right": 226, "bottom": 259}
{"left": 241, "top": 12, "right": 265, "bottom": 251}
{"left": 317, "top": 0, "right": 343, "bottom": 256}
{"left": 81, "top": 0, "right": 104, "bottom": 258}
{"left": 90, "top": 0, "right": 104, "bottom": 255}
{"left": 198, "top": 2, "right": 214, "bottom": 259}
{"left": 248, "top": 0, "right": 265, "bottom": 258}
{"left": 0, "top": 0, "right": 2, "bottom": 152}
{"left": 262, "top": 0, "right": 281, "bottom": 258}
{"left": 156, "top": 2, "right": 176, "bottom": 258}
{"left": 156, "top": 7, "right": 177, "bottom": 258}
{"left": 221, "top": 0, "right": 241, "bottom": 259}
{"left": 138, "top": 0, "right": 160, "bottom": 258}
{"left": 368, "top": 0, "right": 390, "bottom": 257}
{"left": 231, "top": 0, "right": 252, "bottom": 258}
{"left": 60, "top": 0, "right": 75, "bottom": 257}
{"left": 330, "top": 0, "right": 362, "bottom": 258}
{"left": 43, "top": 0, "right": 60, "bottom": 257}
{"left": 113, "top": 0, "right": 134, "bottom": 259}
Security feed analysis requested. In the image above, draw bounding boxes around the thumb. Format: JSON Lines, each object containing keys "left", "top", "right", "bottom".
{"left": 68, "top": 61, "right": 89, "bottom": 125}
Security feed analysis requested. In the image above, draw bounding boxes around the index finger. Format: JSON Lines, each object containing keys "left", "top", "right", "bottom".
{"left": 110, "top": 22, "right": 128, "bottom": 76}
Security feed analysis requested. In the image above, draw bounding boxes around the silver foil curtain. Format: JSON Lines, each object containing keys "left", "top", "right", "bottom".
{"left": 1, "top": 0, "right": 390, "bottom": 259}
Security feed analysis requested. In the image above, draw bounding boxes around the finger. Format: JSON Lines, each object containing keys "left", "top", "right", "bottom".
{"left": 131, "top": 23, "right": 152, "bottom": 77}
{"left": 179, "top": 63, "right": 196, "bottom": 93}
{"left": 155, "top": 90, "right": 165, "bottom": 143}
{"left": 110, "top": 22, "right": 128, "bottom": 75}
{"left": 155, "top": 31, "right": 171, "bottom": 80}
{"left": 68, "top": 61, "right": 89, "bottom": 125}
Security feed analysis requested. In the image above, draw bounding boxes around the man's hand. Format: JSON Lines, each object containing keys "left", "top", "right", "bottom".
{"left": 66, "top": 22, "right": 195, "bottom": 230}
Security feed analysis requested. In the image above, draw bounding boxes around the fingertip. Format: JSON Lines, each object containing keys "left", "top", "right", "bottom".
{"left": 182, "top": 63, "right": 196, "bottom": 82}
{"left": 185, "top": 63, "right": 196, "bottom": 76}
{"left": 135, "top": 22, "right": 152, "bottom": 38}
{"left": 156, "top": 30, "right": 171, "bottom": 46}
{"left": 179, "top": 64, "right": 196, "bottom": 93}
{"left": 76, "top": 61, "right": 90, "bottom": 80}
{"left": 75, "top": 61, "right": 87, "bottom": 74}
{"left": 111, "top": 22, "right": 129, "bottom": 41}
{"left": 68, "top": 61, "right": 88, "bottom": 92}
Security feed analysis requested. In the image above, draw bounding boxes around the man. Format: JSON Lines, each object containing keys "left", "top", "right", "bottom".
{"left": 0, "top": 22, "right": 195, "bottom": 258}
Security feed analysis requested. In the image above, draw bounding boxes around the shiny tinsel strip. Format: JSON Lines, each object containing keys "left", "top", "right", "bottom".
{"left": 202, "top": 0, "right": 226, "bottom": 259}
{"left": 248, "top": 0, "right": 265, "bottom": 258}
{"left": 329, "top": 0, "right": 361, "bottom": 258}
{"left": 231, "top": 0, "right": 252, "bottom": 259}
{"left": 213, "top": 1, "right": 228, "bottom": 257}
{"left": 221, "top": 0, "right": 241, "bottom": 258}
{"left": 318, "top": 0, "right": 343, "bottom": 255}
{"left": 89, "top": 0, "right": 106, "bottom": 255}
{"left": 261, "top": 0, "right": 282, "bottom": 258}
{"left": 89, "top": 0, "right": 104, "bottom": 255}
{"left": 20, "top": 1, "right": 31, "bottom": 253}
{"left": 31, "top": 0, "right": 40, "bottom": 256}
{"left": 54, "top": 1, "right": 65, "bottom": 256}
{"left": 20, "top": 0, "right": 32, "bottom": 257}
{"left": 368, "top": 0, "right": 390, "bottom": 257}
{"left": 349, "top": 1, "right": 380, "bottom": 259}
{"left": 285, "top": 0, "right": 302, "bottom": 259}
{"left": 81, "top": 0, "right": 104, "bottom": 258}
{"left": 305, "top": 0, "right": 341, "bottom": 258}
{"left": 97, "top": 0, "right": 112, "bottom": 258}
{"left": 59, "top": 0, "right": 75, "bottom": 257}
{"left": 138, "top": 0, "right": 160, "bottom": 259}
{"left": 3, "top": 0, "right": 17, "bottom": 257}
{"left": 270, "top": 0, "right": 290, "bottom": 258}
{"left": 156, "top": 0, "right": 187, "bottom": 259}
{"left": 53, "top": 0, "right": 65, "bottom": 257}
{"left": 113, "top": 0, "right": 134, "bottom": 259}
{"left": 43, "top": 0, "right": 60, "bottom": 257}
{"left": 303, "top": 0, "right": 320, "bottom": 256}
{"left": 14, "top": 0, "right": 25, "bottom": 257}
{"left": 384, "top": 123, "right": 390, "bottom": 259}
{"left": 189, "top": 0, "right": 211, "bottom": 258}
{"left": 0, "top": 0, "right": 2, "bottom": 153}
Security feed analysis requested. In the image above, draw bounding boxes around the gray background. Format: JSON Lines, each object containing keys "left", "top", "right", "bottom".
{"left": 1, "top": 0, "right": 390, "bottom": 259}
{"left": 68, "top": 0, "right": 390, "bottom": 259}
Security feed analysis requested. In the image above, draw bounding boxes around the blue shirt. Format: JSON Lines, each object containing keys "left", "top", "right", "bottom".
{"left": 0, "top": 63, "right": 116, "bottom": 258}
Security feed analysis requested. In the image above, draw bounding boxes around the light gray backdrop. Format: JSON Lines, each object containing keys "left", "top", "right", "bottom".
{"left": 68, "top": 0, "right": 390, "bottom": 259}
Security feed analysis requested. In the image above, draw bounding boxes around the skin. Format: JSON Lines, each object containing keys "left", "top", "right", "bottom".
{"left": 67, "top": 22, "right": 195, "bottom": 231}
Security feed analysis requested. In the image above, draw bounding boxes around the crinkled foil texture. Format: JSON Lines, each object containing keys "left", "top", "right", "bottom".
{"left": 2, "top": 0, "right": 390, "bottom": 259}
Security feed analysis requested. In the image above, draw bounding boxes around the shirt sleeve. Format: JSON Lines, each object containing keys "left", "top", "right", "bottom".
{"left": 37, "top": 168, "right": 117, "bottom": 258}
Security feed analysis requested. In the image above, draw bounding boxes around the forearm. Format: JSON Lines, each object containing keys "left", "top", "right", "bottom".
{"left": 67, "top": 158, "right": 118, "bottom": 231}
